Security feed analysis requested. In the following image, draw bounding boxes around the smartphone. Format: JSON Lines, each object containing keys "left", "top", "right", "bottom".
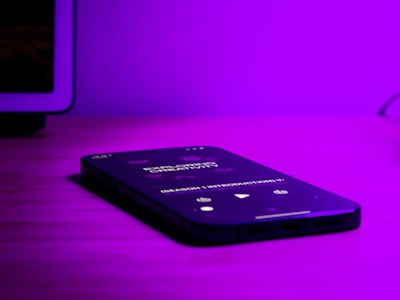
{"left": 80, "top": 146, "right": 361, "bottom": 244}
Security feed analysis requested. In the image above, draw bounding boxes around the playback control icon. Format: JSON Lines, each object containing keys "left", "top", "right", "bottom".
{"left": 234, "top": 194, "right": 250, "bottom": 199}
{"left": 196, "top": 197, "right": 212, "bottom": 203}
{"left": 195, "top": 198, "right": 214, "bottom": 213}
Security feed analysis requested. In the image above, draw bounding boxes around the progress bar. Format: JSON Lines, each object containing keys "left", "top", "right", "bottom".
{"left": 255, "top": 211, "right": 311, "bottom": 220}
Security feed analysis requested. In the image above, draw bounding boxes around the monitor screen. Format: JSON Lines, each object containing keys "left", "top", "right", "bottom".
{"left": 0, "top": 1, "right": 55, "bottom": 93}
{"left": 0, "top": 0, "right": 74, "bottom": 114}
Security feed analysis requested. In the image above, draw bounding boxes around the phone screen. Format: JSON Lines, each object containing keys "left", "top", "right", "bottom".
{"left": 86, "top": 146, "right": 357, "bottom": 225}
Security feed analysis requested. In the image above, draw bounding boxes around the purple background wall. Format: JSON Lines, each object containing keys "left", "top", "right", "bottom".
{"left": 70, "top": 0, "right": 400, "bottom": 116}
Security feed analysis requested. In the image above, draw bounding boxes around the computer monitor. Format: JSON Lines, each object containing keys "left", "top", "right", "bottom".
{"left": 0, "top": 0, "right": 75, "bottom": 135}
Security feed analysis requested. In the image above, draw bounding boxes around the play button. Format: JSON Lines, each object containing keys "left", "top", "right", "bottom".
{"left": 234, "top": 194, "right": 250, "bottom": 199}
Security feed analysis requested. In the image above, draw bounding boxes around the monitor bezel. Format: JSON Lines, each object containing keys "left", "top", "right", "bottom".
{"left": 0, "top": 0, "right": 75, "bottom": 113}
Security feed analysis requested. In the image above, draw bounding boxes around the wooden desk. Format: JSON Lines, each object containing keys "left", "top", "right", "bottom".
{"left": 1, "top": 116, "right": 400, "bottom": 300}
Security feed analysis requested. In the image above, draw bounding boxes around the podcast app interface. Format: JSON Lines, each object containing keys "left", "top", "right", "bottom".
{"left": 98, "top": 146, "right": 313, "bottom": 223}
{"left": 123, "top": 147, "right": 287, "bottom": 196}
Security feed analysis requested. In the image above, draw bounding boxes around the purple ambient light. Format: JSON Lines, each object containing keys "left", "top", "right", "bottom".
{"left": 74, "top": 0, "right": 400, "bottom": 116}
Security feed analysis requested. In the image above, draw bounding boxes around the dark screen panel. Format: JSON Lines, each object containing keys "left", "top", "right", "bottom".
{"left": 0, "top": 0, "right": 54, "bottom": 92}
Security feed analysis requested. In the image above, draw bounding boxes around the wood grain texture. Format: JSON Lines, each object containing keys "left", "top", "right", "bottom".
{"left": 1, "top": 116, "right": 400, "bottom": 300}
